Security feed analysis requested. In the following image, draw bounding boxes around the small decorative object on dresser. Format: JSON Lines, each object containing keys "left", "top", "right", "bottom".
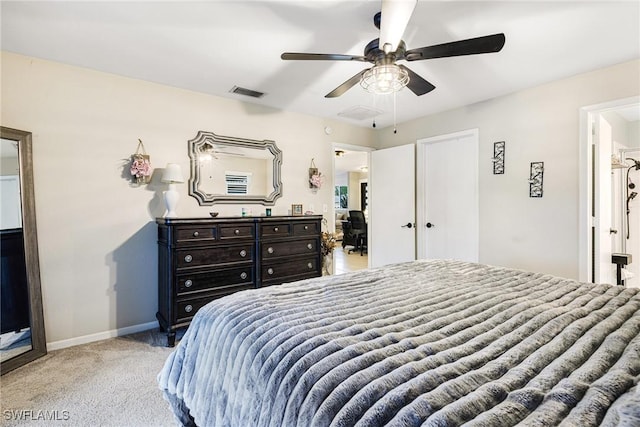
{"left": 291, "top": 204, "right": 303, "bottom": 216}
{"left": 156, "top": 215, "right": 322, "bottom": 346}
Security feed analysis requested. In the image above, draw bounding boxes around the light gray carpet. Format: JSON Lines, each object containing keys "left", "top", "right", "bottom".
{"left": 1, "top": 328, "right": 182, "bottom": 427}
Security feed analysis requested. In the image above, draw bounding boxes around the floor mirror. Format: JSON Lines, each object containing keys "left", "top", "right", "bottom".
{"left": 1, "top": 126, "right": 46, "bottom": 375}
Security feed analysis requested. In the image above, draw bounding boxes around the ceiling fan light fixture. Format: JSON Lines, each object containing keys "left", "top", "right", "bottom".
{"left": 360, "top": 64, "right": 409, "bottom": 95}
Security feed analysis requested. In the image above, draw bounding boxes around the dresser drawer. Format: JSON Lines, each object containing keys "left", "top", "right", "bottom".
{"left": 262, "top": 256, "right": 320, "bottom": 285}
{"left": 219, "top": 224, "right": 255, "bottom": 240}
{"left": 260, "top": 222, "right": 292, "bottom": 238}
{"left": 175, "top": 289, "right": 251, "bottom": 323}
{"left": 175, "top": 297, "right": 211, "bottom": 322}
{"left": 176, "top": 244, "right": 254, "bottom": 269}
{"left": 261, "top": 238, "right": 318, "bottom": 259}
{"left": 293, "top": 221, "right": 319, "bottom": 236}
{"left": 175, "top": 226, "right": 217, "bottom": 245}
{"left": 177, "top": 266, "right": 255, "bottom": 295}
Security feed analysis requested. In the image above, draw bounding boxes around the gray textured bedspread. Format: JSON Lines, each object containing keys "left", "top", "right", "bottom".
{"left": 158, "top": 260, "right": 640, "bottom": 426}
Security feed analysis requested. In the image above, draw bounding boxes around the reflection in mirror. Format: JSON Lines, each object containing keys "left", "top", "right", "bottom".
{"left": 188, "top": 131, "right": 282, "bottom": 205}
{"left": 0, "top": 139, "right": 31, "bottom": 360}
{"left": 1, "top": 127, "right": 46, "bottom": 375}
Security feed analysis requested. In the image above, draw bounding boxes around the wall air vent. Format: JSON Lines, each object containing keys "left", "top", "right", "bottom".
{"left": 229, "top": 86, "right": 265, "bottom": 98}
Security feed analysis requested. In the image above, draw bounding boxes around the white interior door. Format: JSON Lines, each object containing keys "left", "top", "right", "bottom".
{"left": 417, "top": 130, "right": 479, "bottom": 262}
{"left": 369, "top": 144, "right": 416, "bottom": 268}
{"left": 594, "top": 115, "right": 615, "bottom": 284}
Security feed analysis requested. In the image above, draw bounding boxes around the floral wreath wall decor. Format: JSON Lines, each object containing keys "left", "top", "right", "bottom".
{"left": 309, "top": 158, "right": 323, "bottom": 190}
{"left": 129, "top": 139, "right": 152, "bottom": 185}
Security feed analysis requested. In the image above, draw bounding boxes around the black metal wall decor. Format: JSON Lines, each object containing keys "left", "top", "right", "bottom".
{"left": 492, "top": 141, "right": 505, "bottom": 174}
{"left": 529, "top": 161, "right": 544, "bottom": 197}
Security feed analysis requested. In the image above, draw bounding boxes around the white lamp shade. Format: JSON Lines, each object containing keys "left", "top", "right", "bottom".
{"left": 162, "top": 163, "right": 184, "bottom": 183}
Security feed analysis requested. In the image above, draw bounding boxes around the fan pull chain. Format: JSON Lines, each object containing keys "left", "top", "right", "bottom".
{"left": 393, "top": 92, "right": 398, "bottom": 134}
{"left": 371, "top": 92, "right": 378, "bottom": 128}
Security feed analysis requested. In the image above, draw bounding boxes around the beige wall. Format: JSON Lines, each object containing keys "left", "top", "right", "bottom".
{"left": 4, "top": 48, "right": 638, "bottom": 345}
{"left": 374, "top": 59, "right": 640, "bottom": 280}
{"left": 1, "top": 51, "right": 374, "bottom": 345}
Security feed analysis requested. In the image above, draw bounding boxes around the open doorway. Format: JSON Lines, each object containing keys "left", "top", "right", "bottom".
{"left": 332, "top": 143, "right": 372, "bottom": 273}
{"left": 580, "top": 96, "right": 640, "bottom": 287}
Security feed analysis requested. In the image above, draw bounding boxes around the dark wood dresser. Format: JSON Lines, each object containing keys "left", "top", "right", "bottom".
{"left": 156, "top": 215, "right": 322, "bottom": 346}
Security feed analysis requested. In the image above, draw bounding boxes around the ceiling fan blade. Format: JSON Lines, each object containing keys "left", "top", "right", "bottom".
{"left": 405, "top": 33, "right": 506, "bottom": 61}
{"left": 281, "top": 52, "right": 367, "bottom": 62}
{"left": 398, "top": 65, "right": 435, "bottom": 96}
{"left": 379, "top": 0, "right": 417, "bottom": 53}
{"left": 325, "top": 69, "right": 370, "bottom": 98}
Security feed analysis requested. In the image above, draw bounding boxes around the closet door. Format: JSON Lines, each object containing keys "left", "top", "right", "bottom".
{"left": 369, "top": 144, "right": 416, "bottom": 268}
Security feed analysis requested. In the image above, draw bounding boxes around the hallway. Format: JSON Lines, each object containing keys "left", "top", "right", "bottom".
{"left": 334, "top": 246, "right": 368, "bottom": 274}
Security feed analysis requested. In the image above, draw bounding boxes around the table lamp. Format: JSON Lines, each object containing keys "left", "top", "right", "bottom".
{"left": 162, "top": 163, "right": 184, "bottom": 218}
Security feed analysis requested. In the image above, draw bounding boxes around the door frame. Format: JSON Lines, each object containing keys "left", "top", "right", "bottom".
{"left": 578, "top": 95, "right": 640, "bottom": 283}
{"left": 331, "top": 142, "right": 375, "bottom": 267}
{"left": 416, "top": 128, "right": 479, "bottom": 261}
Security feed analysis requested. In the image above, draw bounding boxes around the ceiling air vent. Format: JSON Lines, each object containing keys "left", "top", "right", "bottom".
{"left": 338, "top": 105, "right": 383, "bottom": 121}
{"left": 229, "top": 86, "right": 265, "bottom": 98}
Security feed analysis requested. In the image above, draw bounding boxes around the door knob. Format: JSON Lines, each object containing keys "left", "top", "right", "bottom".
{"left": 402, "top": 223, "right": 413, "bottom": 229}
{"left": 426, "top": 222, "right": 435, "bottom": 228}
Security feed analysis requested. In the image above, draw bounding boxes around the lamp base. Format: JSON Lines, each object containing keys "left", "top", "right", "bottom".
{"left": 164, "top": 185, "right": 180, "bottom": 218}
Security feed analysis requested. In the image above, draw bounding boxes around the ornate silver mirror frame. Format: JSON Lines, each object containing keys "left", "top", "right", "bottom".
{"left": 188, "top": 131, "right": 283, "bottom": 205}
{"left": 1, "top": 126, "right": 46, "bottom": 375}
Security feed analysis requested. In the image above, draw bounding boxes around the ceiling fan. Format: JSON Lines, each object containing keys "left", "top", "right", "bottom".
{"left": 281, "top": 0, "right": 506, "bottom": 98}
{"left": 200, "top": 143, "right": 246, "bottom": 159}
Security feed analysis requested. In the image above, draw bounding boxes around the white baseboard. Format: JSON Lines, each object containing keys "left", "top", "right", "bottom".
{"left": 46, "top": 321, "right": 158, "bottom": 351}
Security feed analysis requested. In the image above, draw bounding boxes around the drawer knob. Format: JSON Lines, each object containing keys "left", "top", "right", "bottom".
{"left": 193, "top": 231, "right": 199, "bottom": 237}
{"left": 267, "top": 268, "right": 274, "bottom": 275}
{"left": 307, "top": 243, "right": 313, "bottom": 250}
{"left": 240, "top": 272, "right": 248, "bottom": 280}
{"left": 240, "top": 249, "right": 247, "bottom": 257}
{"left": 185, "top": 305, "right": 193, "bottom": 313}
{"left": 307, "top": 262, "right": 313, "bottom": 269}
{"left": 274, "top": 227, "right": 279, "bottom": 232}
{"left": 185, "top": 279, "right": 193, "bottom": 288}
{"left": 184, "top": 254, "right": 193, "bottom": 263}
{"left": 234, "top": 229, "right": 240, "bottom": 235}
{"left": 304, "top": 225, "right": 309, "bottom": 230}
{"left": 267, "top": 247, "right": 274, "bottom": 254}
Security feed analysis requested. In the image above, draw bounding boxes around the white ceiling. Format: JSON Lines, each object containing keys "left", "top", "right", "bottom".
{"left": 335, "top": 149, "right": 369, "bottom": 175}
{"left": 1, "top": 1, "right": 639, "bottom": 129}
{"left": 616, "top": 105, "right": 640, "bottom": 122}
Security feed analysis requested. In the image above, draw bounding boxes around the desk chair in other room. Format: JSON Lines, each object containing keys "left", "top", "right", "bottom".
{"left": 347, "top": 210, "right": 367, "bottom": 255}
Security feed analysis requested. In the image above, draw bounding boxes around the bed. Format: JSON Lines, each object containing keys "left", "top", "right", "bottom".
{"left": 158, "top": 259, "right": 640, "bottom": 426}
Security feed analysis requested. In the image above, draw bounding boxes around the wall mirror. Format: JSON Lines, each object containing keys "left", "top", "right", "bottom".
{"left": 1, "top": 127, "right": 46, "bottom": 375}
{"left": 188, "top": 131, "right": 283, "bottom": 205}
